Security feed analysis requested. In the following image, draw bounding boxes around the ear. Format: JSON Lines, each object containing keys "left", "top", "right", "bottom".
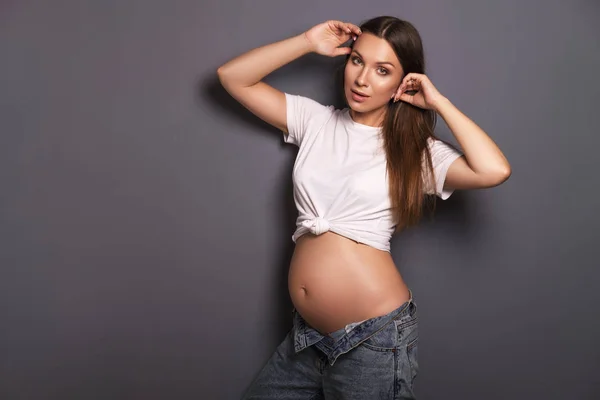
{"left": 391, "top": 85, "right": 402, "bottom": 101}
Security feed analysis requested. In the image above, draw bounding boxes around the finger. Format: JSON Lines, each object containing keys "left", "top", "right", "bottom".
{"left": 334, "top": 21, "right": 352, "bottom": 34}
{"left": 405, "top": 77, "right": 420, "bottom": 92}
{"left": 398, "top": 93, "right": 414, "bottom": 104}
{"left": 346, "top": 23, "right": 362, "bottom": 35}
{"left": 403, "top": 73, "right": 421, "bottom": 85}
{"left": 398, "top": 81, "right": 407, "bottom": 93}
{"left": 396, "top": 82, "right": 420, "bottom": 100}
{"left": 332, "top": 20, "right": 348, "bottom": 33}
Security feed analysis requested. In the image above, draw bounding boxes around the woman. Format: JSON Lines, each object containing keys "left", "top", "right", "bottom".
{"left": 218, "top": 16, "right": 510, "bottom": 400}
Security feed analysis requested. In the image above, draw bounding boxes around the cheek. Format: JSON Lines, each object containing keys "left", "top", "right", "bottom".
{"left": 374, "top": 79, "right": 399, "bottom": 96}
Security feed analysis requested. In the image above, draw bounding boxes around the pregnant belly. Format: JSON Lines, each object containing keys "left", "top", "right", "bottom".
{"left": 288, "top": 232, "right": 410, "bottom": 335}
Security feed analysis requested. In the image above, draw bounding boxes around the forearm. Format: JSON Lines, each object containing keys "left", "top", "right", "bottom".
{"left": 435, "top": 97, "right": 511, "bottom": 176}
{"left": 217, "top": 33, "right": 314, "bottom": 88}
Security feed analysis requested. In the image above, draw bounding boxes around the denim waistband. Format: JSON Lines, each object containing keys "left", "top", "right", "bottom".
{"left": 292, "top": 289, "right": 414, "bottom": 366}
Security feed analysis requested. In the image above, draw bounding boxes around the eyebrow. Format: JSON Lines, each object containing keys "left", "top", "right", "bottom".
{"left": 351, "top": 50, "right": 396, "bottom": 68}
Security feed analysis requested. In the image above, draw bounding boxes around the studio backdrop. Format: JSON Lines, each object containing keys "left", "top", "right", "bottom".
{"left": 0, "top": 0, "right": 598, "bottom": 399}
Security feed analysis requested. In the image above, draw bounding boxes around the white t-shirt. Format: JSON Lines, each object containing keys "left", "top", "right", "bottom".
{"left": 283, "top": 93, "right": 463, "bottom": 252}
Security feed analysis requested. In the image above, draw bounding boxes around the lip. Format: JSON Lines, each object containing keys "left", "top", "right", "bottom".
{"left": 351, "top": 89, "right": 369, "bottom": 97}
{"left": 350, "top": 89, "right": 369, "bottom": 103}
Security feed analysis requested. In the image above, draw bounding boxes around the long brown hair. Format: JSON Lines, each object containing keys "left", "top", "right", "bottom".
{"left": 341, "top": 16, "right": 441, "bottom": 232}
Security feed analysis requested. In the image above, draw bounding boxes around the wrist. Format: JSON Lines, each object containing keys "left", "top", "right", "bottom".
{"left": 433, "top": 96, "right": 452, "bottom": 114}
{"left": 301, "top": 32, "right": 316, "bottom": 53}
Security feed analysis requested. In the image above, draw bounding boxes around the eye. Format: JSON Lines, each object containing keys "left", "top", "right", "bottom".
{"left": 351, "top": 56, "right": 362, "bottom": 65}
{"left": 377, "top": 67, "right": 389, "bottom": 75}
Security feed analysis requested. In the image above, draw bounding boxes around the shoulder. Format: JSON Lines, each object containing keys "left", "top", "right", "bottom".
{"left": 283, "top": 93, "right": 340, "bottom": 146}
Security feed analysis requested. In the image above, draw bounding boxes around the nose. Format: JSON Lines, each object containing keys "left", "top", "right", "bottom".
{"left": 355, "top": 68, "right": 368, "bottom": 87}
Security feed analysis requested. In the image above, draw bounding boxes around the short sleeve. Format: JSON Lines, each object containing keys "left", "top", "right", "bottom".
{"left": 283, "top": 93, "right": 333, "bottom": 146}
{"left": 423, "top": 137, "right": 463, "bottom": 200}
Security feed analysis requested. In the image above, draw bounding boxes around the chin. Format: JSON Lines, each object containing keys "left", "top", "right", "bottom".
{"left": 344, "top": 94, "right": 363, "bottom": 108}
{"left": 347, "top": 103, "right": 361, "bottom": 112}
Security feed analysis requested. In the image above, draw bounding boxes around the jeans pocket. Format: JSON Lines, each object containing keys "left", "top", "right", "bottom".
{"left": 361, "top": 301, "right": 417, "bottom": 352}
{"left": 361, "top": 320, "right": 399, "bottom": 351}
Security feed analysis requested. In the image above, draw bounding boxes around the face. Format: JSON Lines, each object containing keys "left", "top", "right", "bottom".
{"left": 344, "top": 33, "right": 405, "bottom": 116}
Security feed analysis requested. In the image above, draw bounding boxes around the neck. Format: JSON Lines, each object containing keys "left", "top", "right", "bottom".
{"left": 349, "top": 106, "right": 387, "bottom": 127}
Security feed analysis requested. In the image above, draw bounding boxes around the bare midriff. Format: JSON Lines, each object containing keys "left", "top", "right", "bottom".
{"left": 288, "top": 231, "right": 410, "bottom": 335}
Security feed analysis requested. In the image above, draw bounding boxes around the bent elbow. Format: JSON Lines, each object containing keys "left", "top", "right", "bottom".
{"left": 217, "top": 66, "right": 226, "bottom": 83}
{"left": 503, "top": 166, "right": 512, "bottom": 181}
{"left": 500, "top": 163, "right": 512, "bottom": 181}
{"left": 491, "top": 165, "right": 512, "bottom": 186}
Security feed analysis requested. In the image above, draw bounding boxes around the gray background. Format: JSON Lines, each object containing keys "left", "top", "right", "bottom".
{"left": 1, "top": 0, "right": 598, "bottom": 399}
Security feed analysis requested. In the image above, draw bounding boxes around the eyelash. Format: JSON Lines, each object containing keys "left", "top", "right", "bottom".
{"left": 351, "top": 56, "right": 389, "bottom": 75}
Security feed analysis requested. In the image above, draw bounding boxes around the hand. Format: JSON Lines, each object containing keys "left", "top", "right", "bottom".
{"left": 304, "top": 20, "right": 362, "bottom": 57}
{"left": 392, "top": 73, "right": 447, "bottom": 111}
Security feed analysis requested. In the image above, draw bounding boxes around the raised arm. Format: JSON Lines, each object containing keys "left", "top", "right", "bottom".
{"left": 216, "top": 21, "right": 362, "bottom": 133}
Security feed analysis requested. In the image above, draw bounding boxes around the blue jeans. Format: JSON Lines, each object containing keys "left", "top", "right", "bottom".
{"left": 241, "top": 290, "right": 419, "bottom": 399}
